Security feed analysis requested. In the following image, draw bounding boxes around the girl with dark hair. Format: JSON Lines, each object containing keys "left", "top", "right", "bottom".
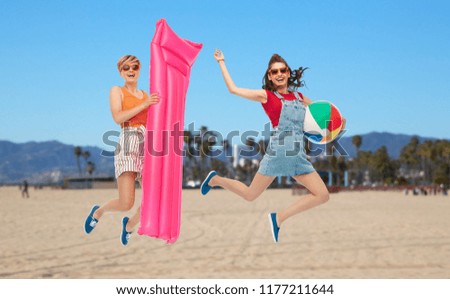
{"left": 262, "top": 54, "right": 308, "bottom": 92}
{"left": 201, "top": 49, "right": 330, "bottom": 243}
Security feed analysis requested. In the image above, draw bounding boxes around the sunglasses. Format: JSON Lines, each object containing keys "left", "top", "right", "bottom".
{"left": 269, "top": 67, "right": 288, "bottom": 76}
{"left": 122, "top": 64, "right": 140, "bottom": 71}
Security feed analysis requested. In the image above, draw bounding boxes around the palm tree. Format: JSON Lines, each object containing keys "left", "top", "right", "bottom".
{"left": 371, "top": 146, "right": 396, "bottom": 184}
{"left": 74, "top": 146, "right": 82, "bottom": 177}
{"left": 85, "top": 161, "right": 96, "bottom": 189}
{"left": 83, "top": 150, "right": 91, "bottom": 163}
{"left": 352, "top": 135, "right": 362, "bottom": 154}
{"left": 351, "top": 135, "right": 362, "bottom": 185}
{"left": 400, "top": 136, "right": 421, "bottom": 184}
{"left": 83, "top": 150, "right": 91, "bottom": 175}
{"left": 432, "top": 140, "right": 450, "bottom": 186}
{"left": 360, "top": 150, "right": 375, "bottom": 185}
{"left": 417, "top": 140, "right": 434, "bottom": 184}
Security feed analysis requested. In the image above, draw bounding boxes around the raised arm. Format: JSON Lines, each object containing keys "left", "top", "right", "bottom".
{"left": 214, "top": 49, "right": 267, "bottom": 103}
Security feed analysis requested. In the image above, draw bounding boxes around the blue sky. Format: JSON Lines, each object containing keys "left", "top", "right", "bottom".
{"left": 1, "top": 0, "right": 449, "bottom": 149}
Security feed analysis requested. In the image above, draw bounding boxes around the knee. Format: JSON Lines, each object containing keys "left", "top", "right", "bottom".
{"left": 243, "top": 193, "right": 258, "bottom": 202}
{"left": 317, "top": 191, "right": 330, "bottom": 204}
{"left": 118, "top": 198, "right": 134, "bottom": 211}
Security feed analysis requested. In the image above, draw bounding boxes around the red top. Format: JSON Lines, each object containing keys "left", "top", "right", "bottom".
{"left": 261, "top": 90, "right": 304, "bottom": 127}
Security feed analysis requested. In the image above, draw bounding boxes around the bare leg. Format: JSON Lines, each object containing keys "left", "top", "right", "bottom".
{"left": 126, "top": 207, "right": 140, "bottom": 231}
{"left": 210, "top": 172, "right": 276, "bottom": 201}
{"left": 93, "top": 172, "right": 137, "bottom": 219}
{"left": 277, "top": 171, "right": 329, "bottom": 226}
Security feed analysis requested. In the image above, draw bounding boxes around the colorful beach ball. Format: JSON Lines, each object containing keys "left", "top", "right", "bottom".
{"left": 304, "top": 101, "right": 343, "bottom": 144}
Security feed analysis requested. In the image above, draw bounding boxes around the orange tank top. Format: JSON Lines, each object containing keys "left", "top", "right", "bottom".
{"left": 120, "top": 87, "right": 148, "bottom": 128}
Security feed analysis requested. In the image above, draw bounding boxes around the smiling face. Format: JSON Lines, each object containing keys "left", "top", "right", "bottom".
{"left": 120, "top": 63, "right": 140, "bottom": 83}
{"left": 268, "top": 62, "right": 290, "bottom": 91}
{"left": 117, "top": 55, "right": 141, "bottom": 83}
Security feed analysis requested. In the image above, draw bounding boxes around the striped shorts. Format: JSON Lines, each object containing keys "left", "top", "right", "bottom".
{"left": 114, "top": 125, "right": 146, "bottom": 179}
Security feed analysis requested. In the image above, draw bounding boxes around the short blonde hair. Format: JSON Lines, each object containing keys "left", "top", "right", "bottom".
{"left": 117, "top": 55, "right": 140, "bottom": 72}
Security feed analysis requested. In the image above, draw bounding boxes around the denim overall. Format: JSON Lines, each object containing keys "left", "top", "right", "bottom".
{"left": 258, "top": 91, "right": 315, "bottom": 177}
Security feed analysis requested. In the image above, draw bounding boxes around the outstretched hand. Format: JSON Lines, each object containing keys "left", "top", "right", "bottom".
{"left": 214, "top": 49, "right": 225, "bottom": 62}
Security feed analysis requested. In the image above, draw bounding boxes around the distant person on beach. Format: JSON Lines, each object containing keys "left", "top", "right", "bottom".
{"left": 84, "top": 55, "right": 159, "bottom": 246}
{"left": 201, "top": 49, "right": 344, "bottom": 243}
{"left": 22, "top": 180, "right": 29, "bottom": 198}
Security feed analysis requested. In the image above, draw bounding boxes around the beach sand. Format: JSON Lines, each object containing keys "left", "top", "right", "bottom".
{"left": 1, "top": 186, "right": 449, "bottom": 278}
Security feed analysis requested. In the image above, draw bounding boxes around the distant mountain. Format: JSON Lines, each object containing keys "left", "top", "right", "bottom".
{"left": 0, "top": 132, "right": 445, "bottom": 184}
{"left": 338, "top": 132, "right": 439, "bottom": 159}
{"left": 0, "top": 140, "right": 114, "bottom": 184}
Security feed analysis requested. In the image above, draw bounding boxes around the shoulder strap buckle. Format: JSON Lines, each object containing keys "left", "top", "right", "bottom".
{"left": 294, "top": 91, "right": 303, "bottom": 102}
{"left": 273, "top": 91, "right": 284, "bottom": 100}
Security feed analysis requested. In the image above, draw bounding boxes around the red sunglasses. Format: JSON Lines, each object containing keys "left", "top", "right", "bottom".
{"left": 269, "top": 67, "right": 288, "bottom": 75}
{"left": 122, "top": 64, "right": 140, "bottom": 71}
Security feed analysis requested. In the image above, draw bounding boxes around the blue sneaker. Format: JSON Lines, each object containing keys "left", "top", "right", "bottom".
{"left": 268, "top": 213, "right": 280, "bottom": 243}
{"left": 84, "top": 205, "right": 100, "bottom": 234}
{"left": 201, "top": 170, "right": 217, "bottom": 195}
{"left": 121, "top": 217, "right": 132, "bottom": 246}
